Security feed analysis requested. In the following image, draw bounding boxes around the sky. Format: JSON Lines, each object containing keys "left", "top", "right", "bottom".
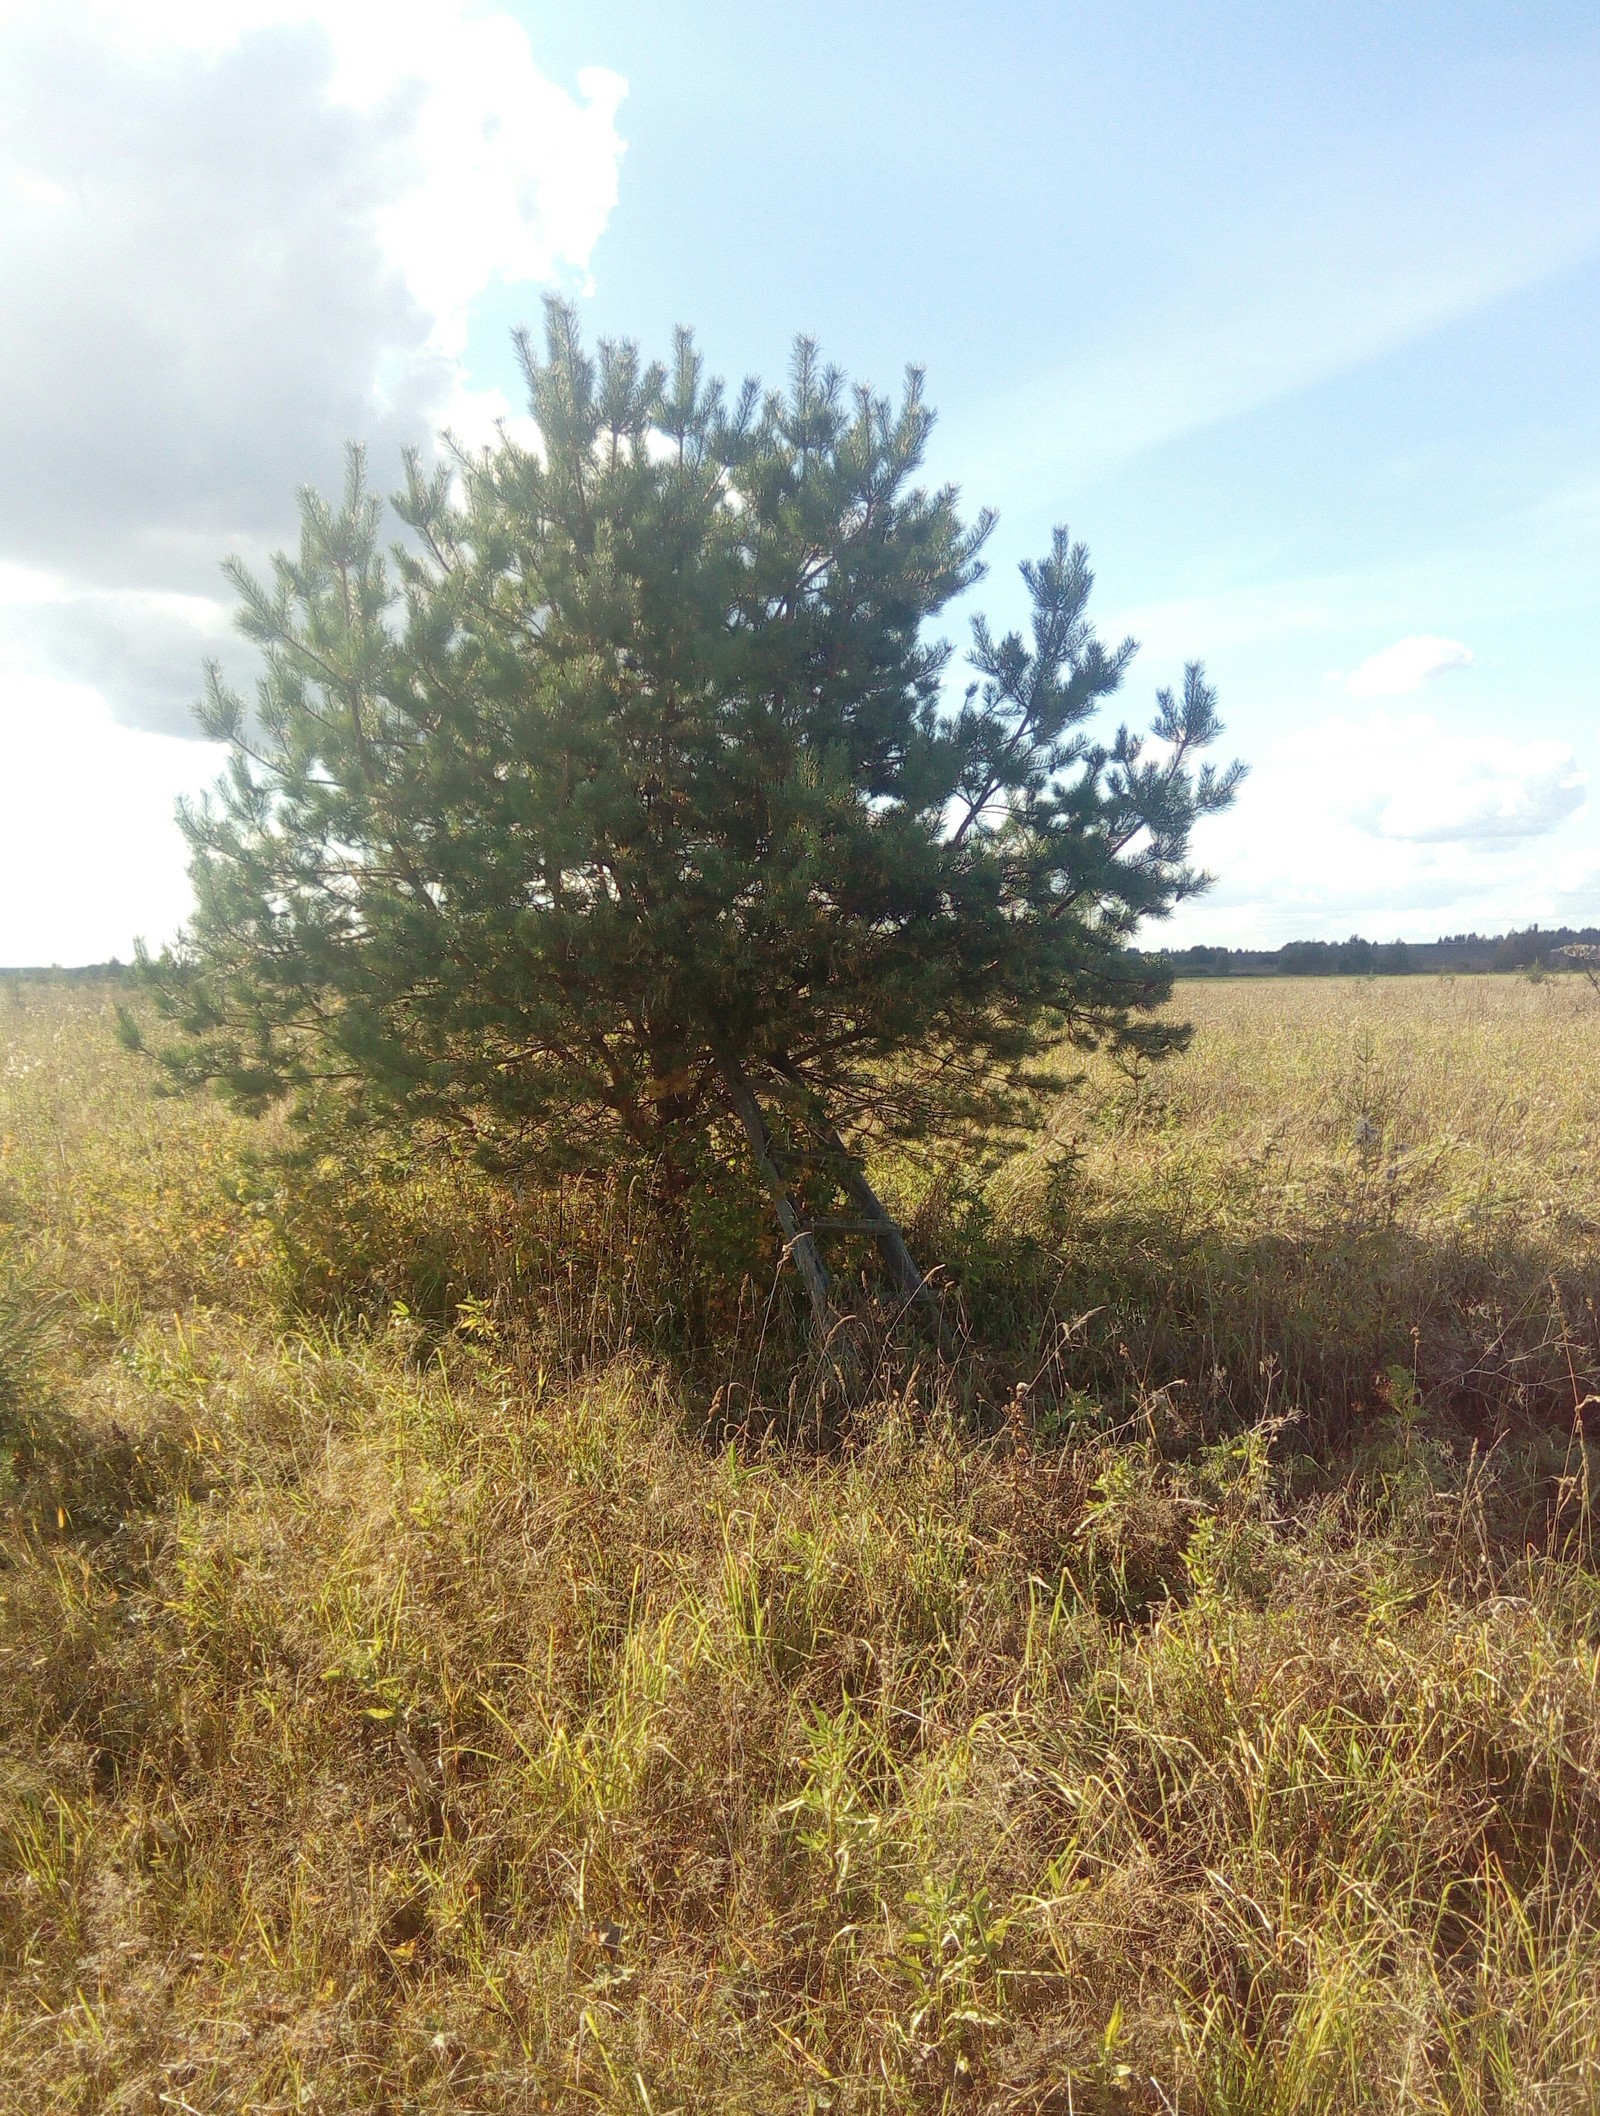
{"left": 1, "top": 0, "right": 1598, "bottom": 962}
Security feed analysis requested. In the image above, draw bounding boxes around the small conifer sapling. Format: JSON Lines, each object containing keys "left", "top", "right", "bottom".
{"left": 143, "top": 304, "right": 1243, "bottom": 1332}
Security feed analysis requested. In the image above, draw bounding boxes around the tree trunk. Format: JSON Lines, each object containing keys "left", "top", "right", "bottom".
{"left": 714, "top": 1046, "right": 835, "bottom": 1334}
{"left": 771, "top": 1057, "right": 952, "bottom": 1349}
{"left": 834, "top": 1136, "right": 945, "bottom": 1330}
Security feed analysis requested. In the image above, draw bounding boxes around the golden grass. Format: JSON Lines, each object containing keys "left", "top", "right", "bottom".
{"left": 1087, "top": 971, "right": 1600, "bottom": 1253}
{"left": 965, "top": 972, "right": 1600, "bottom": 1458}
{"left": 3, "top": 973, "right": 1600, "bottom": 2111}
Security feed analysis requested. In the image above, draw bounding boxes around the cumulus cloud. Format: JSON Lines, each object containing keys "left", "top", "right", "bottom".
{"left": 0, "top": 0, "right": 625, "bottom": 735}
{"left": 7, "top": 588, "right": 237, "bottom": 739}
{"left": 1351, "top": 723, "right": 1583, "bottom": 844}
{"left": 1161, "top": 709, "right": 1592, "bottom": 949}
{"left": 1345, "top": 635, "right": 1474, "bottom": 698}
{"left": 0, "top": 668, "right": 224, "bottom": 964}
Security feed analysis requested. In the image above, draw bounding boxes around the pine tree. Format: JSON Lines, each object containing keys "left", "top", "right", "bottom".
{"left": 144, "top": 302, "right": 1242, "bottom": 1331}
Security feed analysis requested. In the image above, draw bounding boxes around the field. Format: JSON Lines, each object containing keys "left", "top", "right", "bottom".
{"left": 3, "top": 972, "right": 1600, "bottom": 2112}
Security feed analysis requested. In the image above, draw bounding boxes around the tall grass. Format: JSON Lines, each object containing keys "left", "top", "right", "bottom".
{"left": 952, "top": 971, "right": 1600, "bottom": 1452}
{"left": 2, "top": 973, "right": 1599, "bottom": 2111}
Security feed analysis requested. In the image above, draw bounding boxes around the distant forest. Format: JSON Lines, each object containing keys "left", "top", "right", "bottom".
{"left": 6, "top": 926, "right": 1600, "bottom": 983}
{"left": 1163, "top": 925, "right": 1600, "bottom": 978}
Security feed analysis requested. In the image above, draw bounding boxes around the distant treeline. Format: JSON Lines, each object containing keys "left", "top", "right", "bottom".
{"left": 1162, "top": 925, "right": 1600, "bottom": 978}
{"left": 5, "top": 930, "right": 1598, "bottom": 984}
{"left": 0, "top": 960, "right": 134, "bottom": 983}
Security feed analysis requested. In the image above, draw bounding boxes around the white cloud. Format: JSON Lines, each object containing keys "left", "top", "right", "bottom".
{"left": 0, "top": 0, "right": 626, "bottom": 734}
{"left": 1161, "top": 709, "right": 1592, "bottom": 948}
{"left": 1348, "top": 718, "right": 1581, "bottom": 843}
{"left": 11, "top": 0, "right": 626, "bottom": 356}
{"left": 1345, "top": 635, "right": 1474, "bottom": 699}
{"left": 6, "top": 587, "right": 237, "bottom": 739}
{"left": 0, "top": 669, "right": 225, "bottom": 964}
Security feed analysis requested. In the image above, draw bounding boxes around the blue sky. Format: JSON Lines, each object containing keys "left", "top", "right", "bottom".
{"left": 1, "top": 0, "right": 1597, "bottom": 959}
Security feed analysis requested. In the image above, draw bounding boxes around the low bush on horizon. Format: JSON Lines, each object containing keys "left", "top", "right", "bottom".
{"left": 3, "top": 972, "right": 1600, "bottom": 2110}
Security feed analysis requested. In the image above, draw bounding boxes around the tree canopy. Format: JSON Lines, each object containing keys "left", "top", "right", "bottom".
{"left": 144, "top": 301, "right": 1242, "bottom": 1326}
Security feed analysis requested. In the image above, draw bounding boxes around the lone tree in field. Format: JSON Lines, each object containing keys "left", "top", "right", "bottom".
{"left": 146, "top": 303, "right": 1241, "bottom": 1329}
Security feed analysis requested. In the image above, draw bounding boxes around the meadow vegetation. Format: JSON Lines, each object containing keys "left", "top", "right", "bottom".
{"left": 3, "top": 971, "right": 1599, "bottom": 2112}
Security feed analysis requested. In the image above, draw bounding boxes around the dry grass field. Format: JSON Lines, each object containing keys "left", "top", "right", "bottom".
{"left": 3, "top": 972, "right": 1600, "bottom": 2112}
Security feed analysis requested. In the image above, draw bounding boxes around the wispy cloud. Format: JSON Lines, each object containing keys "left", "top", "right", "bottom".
{"left": 1345, "top": 635, "right": 1473, "bottom": 699}
{"left": 963, "top": 41, "right": 1600, "bottom": 492}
